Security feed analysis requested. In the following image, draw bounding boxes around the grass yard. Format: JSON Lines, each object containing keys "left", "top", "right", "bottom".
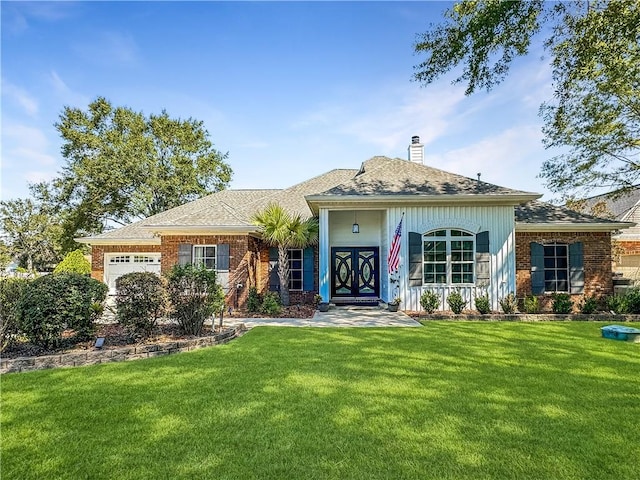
{"left": 1, "top": 322, "right": 639, "bottom": 480}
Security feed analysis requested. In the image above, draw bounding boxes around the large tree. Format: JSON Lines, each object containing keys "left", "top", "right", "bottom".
{"left": 413, "top": 0, "right": 639, "bottom": 198}
{"left": 0, "top": 198, "right": 62, "bottom": 271}
{"left": 252, "top": 204, "right": 319, "bottom": 307}
{"left": 38, "top": 97, "right": 232, "bottom": 247}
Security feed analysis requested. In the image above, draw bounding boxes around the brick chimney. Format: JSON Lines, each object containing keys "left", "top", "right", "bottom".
{"left": 408, "top": 135, "right": 424, "bottom": 164}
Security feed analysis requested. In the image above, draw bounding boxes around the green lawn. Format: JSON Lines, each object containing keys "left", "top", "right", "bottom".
{"left": 2, "top": 322, "right": 639, "bottom": 480}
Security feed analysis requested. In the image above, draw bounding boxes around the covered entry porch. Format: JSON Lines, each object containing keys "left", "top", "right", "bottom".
{"left": 317, "top": 209, "right": 391, "bottom": 304}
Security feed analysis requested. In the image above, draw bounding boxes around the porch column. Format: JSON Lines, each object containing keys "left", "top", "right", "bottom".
{"left": 318, "top": 208, "right": 330, "bottom": 301}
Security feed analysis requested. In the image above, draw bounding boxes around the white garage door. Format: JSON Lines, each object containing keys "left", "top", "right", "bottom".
{"left": 105, "top": 254, "right": 161, "bottom": 293}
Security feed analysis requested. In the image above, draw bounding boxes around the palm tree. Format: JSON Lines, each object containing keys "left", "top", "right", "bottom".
{"left": 252, "top": 203, "right": 319, "bottom": 306}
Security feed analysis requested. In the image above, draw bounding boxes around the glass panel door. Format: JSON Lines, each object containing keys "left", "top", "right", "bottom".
{"left": 331, "top": 247, "right": 379, "bottom": 297}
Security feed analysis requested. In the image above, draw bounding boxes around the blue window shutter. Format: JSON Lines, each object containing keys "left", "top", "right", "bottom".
{"left": 569, "top": 242, "right": 584, "bottom": 294}
{"left": 217, "top": 244, "right": 230, "bottom": 271}
{"left": 408, "top": 232, "right": 422, "bottom": 287}
{"left": 269, "top": 247, "right": 279, "bottom": 291}
{"left": 303, "top": 247, "right": 314, "bottom": 291}
{"left": 530, "top": 242, "right": 545, "bottom": 294}
{"left": 475, "top": 231, "right": 490, "bottom": 284}
{"left": 178, "top": 244, "right": 192, "bottom": 266}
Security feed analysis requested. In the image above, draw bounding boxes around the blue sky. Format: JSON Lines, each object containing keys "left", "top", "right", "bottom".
{"left": 1, "top": 1, "right": 557, "bottom": 204}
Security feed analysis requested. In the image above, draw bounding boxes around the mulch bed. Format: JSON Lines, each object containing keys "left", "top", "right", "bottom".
{"left": 2, "top": 304, "right": 317, "bottom": 360}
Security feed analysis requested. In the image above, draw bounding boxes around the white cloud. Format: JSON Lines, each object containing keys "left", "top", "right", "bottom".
{"left": 23, "top": 170, "right": 57, "bottom": 184}
{"left": 1, "top": 79, "right": 38, "bottom": 116}
{"left": 73, "top": 31, "right": 139, "bottom": 67}
{"left": 49, "top": 71, "right": 89, "bottom": 107}
{"left": 291, "top": 81, "right": 468, "bottom": 154}
{"left": 425, "top": 125, "right": 547, "bottom": 192}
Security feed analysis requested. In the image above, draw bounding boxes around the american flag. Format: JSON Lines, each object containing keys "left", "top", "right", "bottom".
{"left": 388, "top": 215, "right": 403, "bottom": 273}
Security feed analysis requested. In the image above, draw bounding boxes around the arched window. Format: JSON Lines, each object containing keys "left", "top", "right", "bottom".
{"left": 423, "top": 229, "right": 475, "bottom": 284}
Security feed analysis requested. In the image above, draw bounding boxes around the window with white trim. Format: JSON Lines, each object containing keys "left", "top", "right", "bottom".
{"left": 288, "top": 249, "right": 303, "bottom": 291}
{"left": 423, "top": 229, "right": 474, "bottom": 284}
{"left": 544, "top": 244, "right": 569, "bottom": 292}
{"left": 193, "top": 245, "right": 216, "bottom": 270}
{"left": 110, "top": 255, "right": 131, "bottom": 264}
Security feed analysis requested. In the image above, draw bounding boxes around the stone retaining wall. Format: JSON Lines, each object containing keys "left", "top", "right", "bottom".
{"left": 1, "top": 325, "right": 246, "bottom": 375}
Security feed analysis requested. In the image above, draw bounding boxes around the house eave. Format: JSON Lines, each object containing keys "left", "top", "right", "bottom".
{"left": 305, "top": 193, "right": 541, "bottom": 214}
{"left": 515, "top": 221, "right": 635, "bottom": 232}
{"left": 75, "top": 237, "right": 161, "bottom": 246}
{"left": 141, "top": 224, "right": 258, "bottom": 235}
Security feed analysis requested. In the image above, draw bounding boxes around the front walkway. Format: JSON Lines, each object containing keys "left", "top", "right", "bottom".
{"left": 225, "top": 305, "right": 422, "bottom": 328}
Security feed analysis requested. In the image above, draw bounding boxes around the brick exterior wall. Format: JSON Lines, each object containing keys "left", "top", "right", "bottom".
{"left": 616, "top": 240, "right": 640, "bottom": 256}
{"left": 160, "top": 235, "right": 260, "bottom": 309}
{"left": 515, "top": 231, "right": 613, "bottom": 312}
{"left": 255, "top": 243, "right": 320, "bottom": 304}
{"left": 92, "top": 236, "right": 320, "bottom": 310}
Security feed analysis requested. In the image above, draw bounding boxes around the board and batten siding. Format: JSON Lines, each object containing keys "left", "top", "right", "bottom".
{"left": 386, "top": 205, "right": 516, "bottom": 311}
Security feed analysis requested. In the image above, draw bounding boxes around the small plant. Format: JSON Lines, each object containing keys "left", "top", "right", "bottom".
{"left": 166, "top": 264, "right": 224, "bottom": 336}
{"left": 623, "top": 287, "right": 640, "bottom": 314}
{"left": 116, "top": 272, "right": 167, "bottom": 338}
{"left": 313, "top": 294, "right": 323, "bottom": 306}
{"left": 552, "top": 293, "right": 573, "bottom": 314}
{"left": 499, "top": 293, "right": 518, "bottom": 314}
{"left": 53, "top": 249, "right": 91, "bottom": 275}
{"left": 0, "top": 277, "right": 30, "bottom": 352}
{"left": 261, "top": 291, "right": 282, "bottom": 316}
{"left": 579, "top": 295, "right": 599, "bottom": 315}
{"left": 247, "top": 287, "right": 263, "bottom": 313}
{"left": 523, "top": 295, "right": 539, "bottom": 314}
{"left": 420, "top": 290, "right": 440, "bottom": 314}
{"left": 447, "top": 290, "right": 467, "bottom": 314}
{"left": 474, "top": 294, "right": 491, "bottom": 314}
{"left": 606, "top": 294, "right": 627, "bottom": 314}
{"left": 391, "top": 296, "right": 402, "bottom": 305}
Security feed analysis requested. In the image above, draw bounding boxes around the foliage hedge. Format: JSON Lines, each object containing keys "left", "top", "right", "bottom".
{"left": 53, "top": 249, "right": 91, "bottom": 274}
{"left": 166, "top": 264, "right": 224, "bottom": 335}
{"left": 0, "top": 277, "right": 31, "bottom": 352}
{"left": 17, "top": 273, "right": 108, "bottom": 348}
{"left": 115, "top": 272, "right": 167, "bottom": 338}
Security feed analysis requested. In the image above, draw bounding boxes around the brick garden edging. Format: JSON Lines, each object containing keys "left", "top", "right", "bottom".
{"left": 1, "top": 324, "right": 247, "bottom": 374}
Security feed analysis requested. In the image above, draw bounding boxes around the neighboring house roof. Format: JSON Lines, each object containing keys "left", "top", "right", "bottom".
{"left": 583, "top": 186, "right": 640, "bottom": 221}
{"left": 580, "top": 187, "right": 640, "bottom": 239}
{"left": 77, "top": 156, "right": 633, "bottom": 244}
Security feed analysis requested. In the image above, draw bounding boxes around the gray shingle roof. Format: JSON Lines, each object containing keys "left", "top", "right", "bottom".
{"left": 583, "top": 187, "right": 640, "bottom": 221}
{"left": 312, "top": 157, "right": 536, "bottom": 197}
{"left": 79, "top": 157, "right": 632, "bottom": 243}
{"left": 515, "top": 200, "right": 634, "bottom": 233}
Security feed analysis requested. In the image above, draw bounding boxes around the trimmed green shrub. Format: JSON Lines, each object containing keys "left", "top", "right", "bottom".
{"left": 447, "top": 290, "right": 467, "bottom": 314}
{"left": 606, "top": 294, "right": 627, "bottom": 314}
{"left": 623, "top": 288, "right": 640, "bottom": 314}
{"left": 579, "top": 295, "right": 599, "bottom": 315}
{"left": 261, "top": 291, "right": 282, "bottom": 316}
{"left": 115, "top": 272, "right": 167, "bottom": 337}
{"left": 499, "top": 293, "right": 518, "bottom": 314}
{"left": 166, "top": 264, "right": 224, "bottom": 335}
{"left": 420, "top": 291, "right": 440, "bottom": 314}
{"left": 247, "top": 287, "right": 262, "bottom": 313}
{"left": 552, "top": 293, "right": 573, "bottom": 314}
{"left": 523, "top": 295, "right": 539, "bottom": 314}
{"left": 54, "top": 249, "right": 91, "bottom": 274}
{"left": 18, "top": 273, "right": 108, "bottom": 348}
{"left": 0, "top": 277, "right": 30, "bottom": 352}
{"left": 474, "top": 294, "right": 491, "bottom": 314}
